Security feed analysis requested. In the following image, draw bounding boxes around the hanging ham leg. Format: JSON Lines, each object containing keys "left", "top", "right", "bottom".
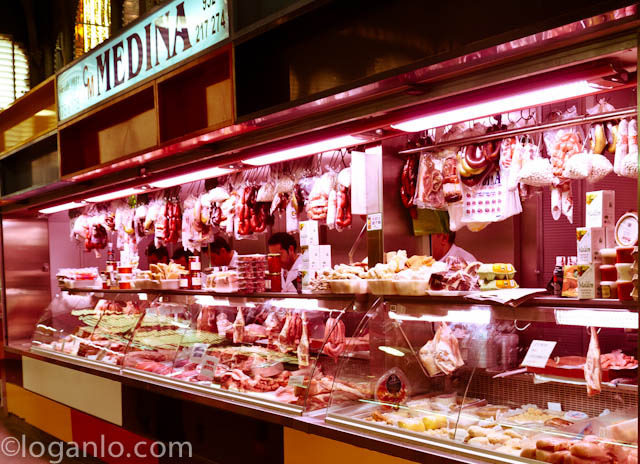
{"left": 433, "top": 322, "right": 464, "bottom": 375}
{"left": 233, "top": 308, "right": 245, "bottom": 344}
{"left": 322, "top": 317, "right": 346, "bottom": 360}
{"left": 297, "top": 313, "right": 309, "bottom": 367}
{"left": 277, "top": 311, "right": 293, "bottom": 353}
{"left": 584, "top": 327, "right": 602, "bottom": 396}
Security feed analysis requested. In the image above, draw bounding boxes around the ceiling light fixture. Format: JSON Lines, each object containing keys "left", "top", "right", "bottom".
{"left": 148, "top": 167, "right": 232, "bottom": 189}
{"left": 38, "top": 201, "right": 87, "bottom": 215}
{"left": 85, "top": 188, "right": 145, "bottom": 203}
{"left": 242, "top": 135, "right": 363, "bottom": 166}
{"left": 391, "top": 80, "right": 602, "bottom": 132}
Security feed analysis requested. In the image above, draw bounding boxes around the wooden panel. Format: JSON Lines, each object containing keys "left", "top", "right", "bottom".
{"left": 206, "top": 80, "right": 233, "bottom": 129}
{"left": 71, "top": 410, "right": 158, "bottom": 464}
{"left": 59, "top": 86, "right": 155, "bottom": 177}
{"left": 158, "top": 49, "right": 232, "bottom": 143}
{"left": 284, "top": 428, "right": 418, "bottom": 464}
{"left": 98, "top": 109, "right": 157, "bottom": 164}
{"left": 6, "top": 383, "right": 73, "bottom": 442}
{"left": 0, "top": 77, "right": 56, "bottom": 155}
{"left": 22, "top": 356, "right": 123, "bottom": 426}
{"left": 1, "top": 105, "right": 57, "bottom": 153}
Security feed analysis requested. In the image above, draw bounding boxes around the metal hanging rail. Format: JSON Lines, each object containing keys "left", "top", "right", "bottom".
{"left": 398, "top": 107, "right": 637, "bottom": 155}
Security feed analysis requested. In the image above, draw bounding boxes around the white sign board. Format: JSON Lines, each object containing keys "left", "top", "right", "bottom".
{"left": 57, "top": 0, "right": 229, "bottom": 121}
{"left": 521, "top": 340, "right": 557, "bottom": 368}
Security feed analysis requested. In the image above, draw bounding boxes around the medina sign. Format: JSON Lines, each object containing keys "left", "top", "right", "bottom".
{"left": 57, "top": 0, "right": 228, "bottom": 121}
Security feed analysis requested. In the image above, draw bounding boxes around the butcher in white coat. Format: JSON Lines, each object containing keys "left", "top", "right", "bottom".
{"left": 268, "top": 232, "right": 302, "bottom": 293}
{"left": 432, "top": 232, "right": 477, "bottom": 263}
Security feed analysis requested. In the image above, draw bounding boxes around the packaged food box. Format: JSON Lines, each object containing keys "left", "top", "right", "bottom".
{"left": 577, "top": 264, "right": 600, "bottom": 299}
{"left": 576, "top": 227, "right": 606, "bottom": 264}
{"left": 585, "top": 190, "right": 615, "bottom": 228}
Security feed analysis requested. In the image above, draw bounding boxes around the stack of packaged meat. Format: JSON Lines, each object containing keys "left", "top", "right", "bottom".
{"left": 236, "top": 254, "right": 267, "bottom": 293}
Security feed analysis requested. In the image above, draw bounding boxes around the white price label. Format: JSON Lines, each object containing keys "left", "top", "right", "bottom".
{"left": 189, "top": 343, "right": 209, "bottom": 364}
{"left": 367, "top": 213, "right": 382, "bottom": 231}
{"left": 199, "top": 355, "right": 220, "bottom": 381}
{"left": 521, "top": 340, "right": 557, "bottom": 368}
{"left": 547, "top": 402, "right": 563, "bottom": 412}
{"left": 288, "top": 375, "right": 305, "bottom": 388}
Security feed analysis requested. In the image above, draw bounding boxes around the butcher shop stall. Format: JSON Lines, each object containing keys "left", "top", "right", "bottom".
{"left": 0, "top": 3, "right": 638, "bottom": 464}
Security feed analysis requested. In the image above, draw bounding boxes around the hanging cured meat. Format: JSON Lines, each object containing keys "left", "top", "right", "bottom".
{"left": 584, "top": 327, "right": 602, "bottom": 396}
{"left": 297, "top": 313, "right": 310, "bottom": 367}
{"left": 322, "top": 317, "right": 346, "bottom": 360}
{"left": 233, "top": 308, "right": 245, "bottom": 344}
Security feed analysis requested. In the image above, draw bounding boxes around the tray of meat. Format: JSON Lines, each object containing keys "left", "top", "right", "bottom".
{"left": 527, "top": 353, "right": 637, "bottom": 382}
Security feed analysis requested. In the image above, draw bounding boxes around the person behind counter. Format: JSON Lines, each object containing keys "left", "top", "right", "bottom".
{"left": 171, "top": 247, "right": 192, "bottom": 268}
{"left": 431, "top": 232, "right": 477, "bottom": 263}
{"left": 268, "top": 232, "right": 302, "bottom": 293}
{"left": 210, "top": 236, "right": 238, "bottom": 268}
{"left": 146, "top": 244, "right": 169, "bottom": 266}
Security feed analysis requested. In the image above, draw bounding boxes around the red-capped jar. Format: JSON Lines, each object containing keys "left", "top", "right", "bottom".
{"left": 267, "top": 253, "right": 282, "bottom": 274}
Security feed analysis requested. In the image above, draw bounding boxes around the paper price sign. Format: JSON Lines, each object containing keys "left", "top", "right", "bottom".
{"left": 367, "top": 213, "right": 382, "bottom": 231}
{"left": 199, "top": 355, "right": 220, "bottom": 381}
{"left": 189, "top": 343, "right": 209, "bottom": 364}
{"left": 288, "top": 375, "right": 305, "bottom": 388}
{"left": 521, "top": 340, "right": 557, "bottom": 368}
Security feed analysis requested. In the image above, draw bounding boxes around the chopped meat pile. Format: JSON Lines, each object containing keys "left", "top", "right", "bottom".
{"left": 601, "top": 350, "right": 638, "bottom": 370}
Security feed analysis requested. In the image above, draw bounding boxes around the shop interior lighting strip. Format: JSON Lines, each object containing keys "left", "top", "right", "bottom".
{"left": 392, "top": 80, "right": 605, "bottom": 133}
{"left": 399, "top": 107, "right": 637, "bottom": 154}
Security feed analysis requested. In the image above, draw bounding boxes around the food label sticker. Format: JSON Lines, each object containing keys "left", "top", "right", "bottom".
{"left": 367, "top": 213, "right": 382, "bottom": 231}
{"left": 547, "top": 402, "right": 563, "bottom": 412}
{"left": 198, "top": 355, "right": 219, "bottom": 381}
{"left": 189, "top": 343, "right": 209, "bottom": 364}
{"left": 288, "top": 375, "right": 305, "bottom": 388}
{"left": 521, "top": 340, "right": 557, "bottom": 368}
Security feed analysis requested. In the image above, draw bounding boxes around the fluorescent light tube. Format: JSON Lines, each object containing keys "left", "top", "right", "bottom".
{"left": 39, "top": 201, "right": 86, "bottom": 214}
{"left": 149, "top": 167, "right": 232, "bottom": 189}
{"left": 85, "top": 188, "right": 144, "bottom": 203}
{"left": 554, "top": 309, "right": 638, "bottom": 329}
{"left": 392, "top": 80, "right": 598, "bottom": 132}
{"left": 242, "top": 135, "right": 363, "bottom": 166}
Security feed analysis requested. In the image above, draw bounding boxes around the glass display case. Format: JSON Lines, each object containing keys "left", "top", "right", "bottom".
{"left": 327, "top": 297, "right": 638, "bottom": 464}
{"left": 31, "top": 289, "right": 365, "bottom": 415}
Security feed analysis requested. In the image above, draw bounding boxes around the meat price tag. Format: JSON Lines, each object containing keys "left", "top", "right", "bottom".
{"left": 199, "top": 355, "right": 219, "bottom": 381}
{"left": 288, "top": 375, "right": 305, "bottom": 388}
{"left": 189, "top": 343, "right": 209, "bottom": 364}
{"left": 367, "top": 213, "right": 382, "bottom": 231}
{"left": 521, "top": 340, "right": 557, "bottom": 368}
{"left": 547, "top": 402, "right": 562, "bottom": 412}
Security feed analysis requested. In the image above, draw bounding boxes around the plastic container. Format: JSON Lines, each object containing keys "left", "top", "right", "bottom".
{"left": 615, "top": 212, "right": 638, "bottom": 246}
{"left": 617, "top": 280, "right": 634, "bottom": 301}
{"left": 599, "top": 264, "right": 617, "bottom": 281}
{"left": 616, "top": 263, "right": 633, "bottom": 281}
{"left": 329, "top": 279, "right": 367, "bottom": 294}
{"left": 393, "top": 280, "right": 429, "bottom": 296}
{"left": 600, "top": 281, "right": 618, "bottom": 299}
{"left": 367, "top": 279, "right": 397, "bottom": 295}
{"left": 616, "top": 246, "right": 635, "bottom": 263}
{"left": 600, "top": 248, "right": 617, "bottom": 265}
{"left": 160, "top": 279, "right": 180, "bottom": 289}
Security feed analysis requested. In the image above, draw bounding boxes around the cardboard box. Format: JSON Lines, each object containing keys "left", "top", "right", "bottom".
{"left": 576, "top": 227, "right": 606, "bottom": 264}
{"left": 319, "top": 245, "right": 332, "bottom": 270}
{"left": 604, "top": 226, "right": 616, "bottom": 248}
{"left": 299, "top": 220, "right": 319, "bottom": 247}
{"left": 577, "top": 264, "right": 601, "bottom": 300}
{"left": 585, "top": 190, "right": 615, "bottom": 228}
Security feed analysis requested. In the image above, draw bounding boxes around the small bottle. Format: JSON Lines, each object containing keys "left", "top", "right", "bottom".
{"left": 553, "top": 256, "right": 565, "bottom": 296}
